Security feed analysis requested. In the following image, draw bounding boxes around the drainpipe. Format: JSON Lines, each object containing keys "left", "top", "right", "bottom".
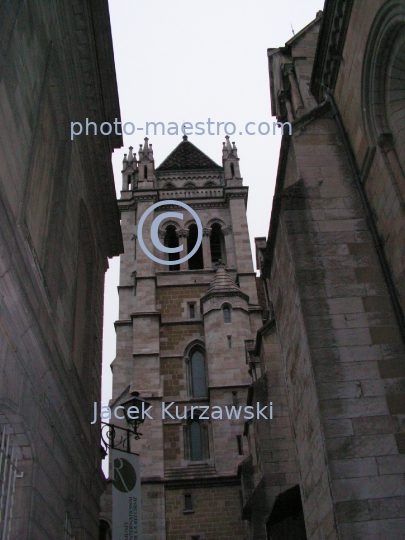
{"left": 327, "top": 92, "right": 405, "bottom": 345}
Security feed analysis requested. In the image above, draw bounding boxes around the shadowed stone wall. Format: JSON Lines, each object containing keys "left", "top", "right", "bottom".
{"left": 0, "top": 1, "right": 122, "bottom": 538}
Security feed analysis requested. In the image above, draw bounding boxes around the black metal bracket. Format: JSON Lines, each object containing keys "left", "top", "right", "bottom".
{"left": 101, "top": 422, "right": 142, "bottom": 454}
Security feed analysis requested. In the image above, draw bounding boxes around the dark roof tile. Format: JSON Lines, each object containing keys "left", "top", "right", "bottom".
{"left": 156, "top": 136, "right": 223, "bottom": 172}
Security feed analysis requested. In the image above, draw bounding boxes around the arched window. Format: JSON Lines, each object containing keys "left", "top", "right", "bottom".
{"left": 223, "top": 304, "right": 232, "bottom": 323}
{"left": 127, "top": 175, "right": 132, "bottom": 189}
{"left": 99, "top": 520, "right": 112, "bottom": 540}
{"left": 187, "top": 224, "right": 203, "bottom": 270}
{"left": 190, "top": 420, "right": 203, "bottom": 461}
{"left": 143, "top": 165, "right": 147, "bottom": 179}
{"left": 204, "top": 181, "right": 217, "bottom": 187}
{"left": 184, "top": 182, "right": 196, "bottom": 188}
{"left": 362, "top": 2, "right": 405, "bottom": 172}
{"left": 190, "top": 349, "right": 207, "bottom": 397}
{"left": 210, "top": 223, "right": 227, "bottom": 265}
{"left": 230, "top": 162, "right": 235, "bottom": 177}
{"left": 163, "top": 183, "right": 176, "bottom": 189}
{"left": 164, "top": 225, "right": 180, "bottom": 271}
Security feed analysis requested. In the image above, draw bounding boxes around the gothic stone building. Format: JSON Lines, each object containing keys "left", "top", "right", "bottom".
{"left": 0, "top": 1, "right": 122, "bottom": 538}
{"left": 242, "top": 1, "right": 405, "bottom": 539}
{"left": 110, "top": 136, "right": 264, "bottom": 539}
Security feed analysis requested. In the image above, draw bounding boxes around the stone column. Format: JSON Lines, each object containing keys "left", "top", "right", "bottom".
{"left": 222, "top": 225, "right": 235, "bottom": 268}
{"left": 203, "top": 228, "right": 212, "bottom": 269}
{"left": 156, "top": 229, "right": 167, "bottom": 271}
{"left": 177, "top": 229, "right": 189, "bottom": 270}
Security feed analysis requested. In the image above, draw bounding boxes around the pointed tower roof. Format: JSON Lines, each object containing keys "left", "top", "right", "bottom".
{"left": 156, "top": 136, "right": 223, "bottom": 172}
{"left": 203, "top": 262, "right": 248, "bottom": 301}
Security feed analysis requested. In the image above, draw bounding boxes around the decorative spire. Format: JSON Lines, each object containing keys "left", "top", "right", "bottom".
{"left": 143, "top": 137, "right": 149, "bottom": 153}
{"left": 123, "top": 153, "right": 128, "bottom": 163}
{"left": 225, "top": 135, "right": 232, "bottom": 152}
{"left": 128, "top": 146, "right": 134, "bottom": 162}
{"left": 183, "top": 135, "right": 188, "bottom": 141}
{"left": 205, "top": 263, "right": 243, "bottom": 296}
{"left": 231, "top": 141, "right": 238, "bottom": 158}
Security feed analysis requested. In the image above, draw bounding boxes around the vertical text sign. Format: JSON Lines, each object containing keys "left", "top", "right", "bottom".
{"left": 112, "top": 450, "right": 141, "bottom": 540}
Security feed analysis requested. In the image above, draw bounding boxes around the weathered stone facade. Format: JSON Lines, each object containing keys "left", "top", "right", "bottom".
{"left": 245, "top": 1, "right": 405, "bottom": 539}
{"left": 110, "top": 136, "right": 263, "bottom": 538}
{"left": 0, "top": 1, "right": 122, "bottom": 538}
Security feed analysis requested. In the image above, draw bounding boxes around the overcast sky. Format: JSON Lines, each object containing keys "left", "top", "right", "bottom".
{"left": 101, "top": 0, "right": 325, "bottom": 440}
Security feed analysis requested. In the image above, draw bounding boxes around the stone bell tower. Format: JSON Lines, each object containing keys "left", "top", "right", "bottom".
{"left": 113, "top": 136, "right": 263, "bottom": 539}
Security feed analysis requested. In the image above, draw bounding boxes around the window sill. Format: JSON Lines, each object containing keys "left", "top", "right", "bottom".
{"left": 183, "top": 510, "right": 195, "bottom": 515}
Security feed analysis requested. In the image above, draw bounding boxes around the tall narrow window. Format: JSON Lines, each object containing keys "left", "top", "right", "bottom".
{"left": 64, "top": 512, "right": 76, "bottom": 540}
{"left": 190, "top": 349, "right": 207, "bottom": 397}
{"left": 223, "top": 305, "right": 231, "bottom": 323}
{"left": 127, "top": 175, "right": 132, "bottom": 189}
{"left": 227, "top": 336, "right": 232, "bottom": 348}
{"left": 132, "top": 271, "right": 137, "bottom": 296}
{"left": 184, "top": 493, "right": 193, "bottom": 512}
{"left": 144, "top": 165, "right": 147, "bottom": 179}
{"left": 190, "top": 420, "right": 203, "bottom": 461}
{"left": 0, "top": 429, "right": 18, "bottom": 540}
{"left": 210, "top": 223, "right": 226, "bottom": 264}
{"left": 189, "top": 303, "right": 196, "bottom": 319}
{"left": 99, "top": 520, "right": 111, "bottom": 540}
{"left": 230, "top": 163, "right": 235, "bottom": 177}
{"left": 237, "top": 435, "right": 243, "bottom": 455}
{"left": 164, "top": 225, "right": 180, "bottom": 271}
{"left": 187, "top": 224, "right": 203, "bottom": 270}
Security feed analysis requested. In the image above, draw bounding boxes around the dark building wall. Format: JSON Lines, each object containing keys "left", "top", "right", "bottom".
{"left": 0, "top": 1, "right": 122, "bottom": 538}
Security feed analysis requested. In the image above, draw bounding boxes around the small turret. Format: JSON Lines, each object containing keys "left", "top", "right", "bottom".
{"left": 222, "top": 136, "right": 242, "bottom": 185}
{"left": 137, "top": 137, "right": 156, "bottom": 186}
{"left": 122, "top": 153, "right": 128, "bottom": 169}
{"left": 121, "top": 147, "right": 138, "bottom": 192}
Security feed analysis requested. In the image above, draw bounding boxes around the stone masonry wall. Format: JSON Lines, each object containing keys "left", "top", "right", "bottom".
{"left": 334, "top": 0, "right": 405, "bottom": 317}
{"left": 165, "top": 485, "right": 245, "bottom": 540}
{"left": 270, "top": 111, "right": 405, "bottom": 538}
{"left": 157, "top": 285, "right": 207, "bottom": 321}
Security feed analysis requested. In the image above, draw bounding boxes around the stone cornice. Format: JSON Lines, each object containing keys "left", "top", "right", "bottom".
{"left": 118, "top": 198, "right": 136, "bottom": 212}
{"left": 160, "top": 320, "right": 204, "bottom": 326}
{"left": 143, "top": 475, "right": 241, "bottom": 489}
{"left": 114, "top": 319, "right": 132, "bottom": 327}
{"left": 160, "top": 187, "right": 224, "bottom": 200}
{"left": 201, "top": 290, "right": 249, "bottom": 301}
{"left": 310, "top": 0, "right": 354, "bottom": 102}
{"left": 131, "top": 311, "right": 161, "bottom": 318}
